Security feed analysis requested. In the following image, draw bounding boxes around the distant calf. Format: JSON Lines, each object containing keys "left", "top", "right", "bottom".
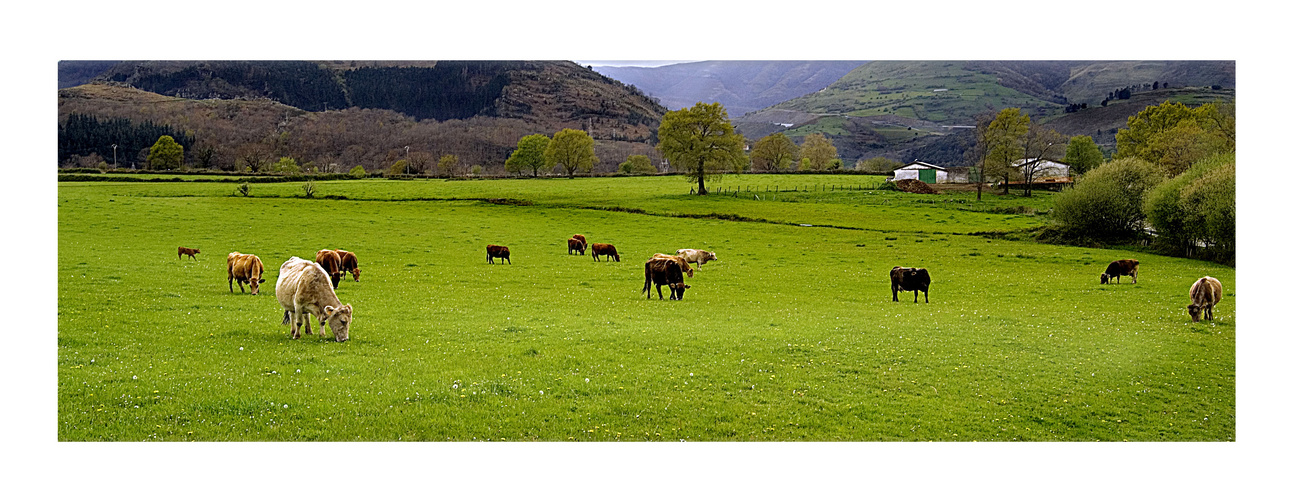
{"left": 1187, "top": 276, "right": 1222, "bottom": 322}
{"left": 315, "top": 249, "right": 344, "bottom": 289}
{"left": 1101, "top": 259, "right": 1139, "bottom": 284}
{"left": 643, "top": 257, "right": 690, "bottom": 300}
{"left": 891, "top": 266, "right": 931, "bottom": 303}
{"left": 568, "top": 238, "right": 586, "bottom": 255}
{"left": 335, "top": 249, "right": 361, "bottom": 282}
{"left": 591, "top": 243, "right": 620, "bottom": 262}
{"left": 652, "top": 253, "right": 694, "bottom": 277}
{"left": 276, "top": 257, "right": 353, "bottom": 342}
{"left": 487, "top": 244, "right": 511, "bottom": 264}
{"left": 178, "top": 246, "right": 200, "bottom": 260}
{"left": 227, "top": 252, "right": 266, "bottom": 295}
{"left": 675, "top": 249, "right": 717, "bottom": 268}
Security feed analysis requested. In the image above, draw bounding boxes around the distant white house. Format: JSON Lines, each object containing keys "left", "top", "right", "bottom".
{"left": 892, "top": 161, "right": 948, "bottom": 183}
{"left": 1014, "top": 158, "right": 1070, "bottom": 179}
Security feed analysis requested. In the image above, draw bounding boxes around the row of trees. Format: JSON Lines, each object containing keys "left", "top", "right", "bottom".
{"left": 749, "top": 133, "right": 842, "bottom": 172}
{"left": 1050, "top": 100, "right": 1235, "bottom": 263}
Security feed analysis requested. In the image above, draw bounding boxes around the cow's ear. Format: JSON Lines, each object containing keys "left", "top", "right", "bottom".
{"left": 324, "top": 305, "right": 336, "bottom": 316}
{"left": 259, "top": 278, "right": 266, "bottom": 283}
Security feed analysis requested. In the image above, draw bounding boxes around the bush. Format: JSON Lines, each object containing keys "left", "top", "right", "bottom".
{"left": 1145, "top": 152, "right": 1234, "bottom": 263}
{"left": 236, "top": 182, "right": 251, "bottom": 197}
{"left": 349, "top": 165, "right": 368, "bottom": 179}
{"left": 302, "top": 180, "right": 316, "bottom": 198}
{"left": 1051, "top": 158, "right": 1164, "bottom": 240}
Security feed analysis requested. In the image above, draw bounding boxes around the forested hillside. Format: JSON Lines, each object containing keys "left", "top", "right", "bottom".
{"left": 57, "top": 61, "right": 668, "bottom": 172}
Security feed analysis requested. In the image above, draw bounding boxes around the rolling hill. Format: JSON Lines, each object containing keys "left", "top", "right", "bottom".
{"left": 590, "top": 61, "right": 866, "bottom": 116}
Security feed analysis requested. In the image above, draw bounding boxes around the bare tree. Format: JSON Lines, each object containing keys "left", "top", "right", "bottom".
{"left": 1017, "top": 126, "right": 1067, "bottom": 197}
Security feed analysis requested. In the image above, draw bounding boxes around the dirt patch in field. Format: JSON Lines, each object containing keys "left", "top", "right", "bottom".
{"left": 894, "top": 179, "right": 939, "bottom": 194}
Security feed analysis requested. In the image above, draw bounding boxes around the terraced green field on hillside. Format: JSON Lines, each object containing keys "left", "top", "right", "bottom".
{"left": 57, "top": 175, "right": 1234, "bottom": 441}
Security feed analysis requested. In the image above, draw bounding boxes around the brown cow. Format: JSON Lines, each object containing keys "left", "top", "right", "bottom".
{"left": 1101, "top": 259, "right": 1139, "bottom": 284}
{"left": 572, "top": 234, "right": 587, "bottom": 246}
{"left": 591, "top": 243, "right": 620, "bottom": 262}
{"left": 276, "top": 257, "right": 353, "bottom": 342}
{"left": 567, "top": 238, "right": 586, "bottom": 255}
{"left": 315, "top": 249, "right": 344, "bottom": 289}
{"left": 643, "top": 257, "right": 690, "bottom": 300}
{"left": 1187, "top": 276, "right": 1223, "bottom": 322}
{"left": 335, "top": 249, "right": 361, "bottom": 282}
{"left": 487, "top": 244, "right": 511, "bottom": 264}
{"left": 227, "top": 252, "right": 266, "bottom": 295}
{"left": 178, "top": 246, "right": 200, "bottom": 260}
{"left": 652, "top": 253, "right": 694, "bottom": 277}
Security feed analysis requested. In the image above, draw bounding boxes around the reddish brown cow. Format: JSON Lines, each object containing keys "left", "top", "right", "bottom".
{"left": 335, "top": 249, "right": 361, "bottom": 282}
{"left": 643, "top": 258, "right": 690, "bottom": 300}
{"left": 178, "top": 247, "right": 200, "bottom": 260}
{"left": 1101, "top": 259, "right": 1139, "bottom": 284}
{"left": 227, "top": 252, "right": 266, "bottom": 295}
{"left": 487, "top": 244, "right": 511, "bottom": 264}
{"left": 1187, "top": 276, "right": 1223, "bottom": 322}
{"left": 315, "top": 249, "right": 344, "bottom": 289}
{"left": 591, "top": 243, "right": 620, "bottom": 262}
{"left": 572, "top": 234, "right": 587, "bottom": 246}
{"left": 568, "top": 238, "right": 586, "bottom": 255}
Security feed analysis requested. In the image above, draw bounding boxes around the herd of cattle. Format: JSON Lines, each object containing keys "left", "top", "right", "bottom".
{"left": 180, "top": 239, "right": 1223, "bottom": 343}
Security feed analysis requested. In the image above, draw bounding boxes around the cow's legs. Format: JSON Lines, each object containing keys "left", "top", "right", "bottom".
{"left": 923, "top": 289, "right": 929, "bottom": 303}
{"left": 302, "top": 313, "right": 313, "bottom": 336}
{"left": 913, "top": 290, "right": 919, "bottom": 303}
{"left": 290, "top": 311, "right": 302, "bottom": 339}
{"left": 237, "top": 280, "right": 245, "bottom": 293}
{"left": 229, "top": 278, "right": 234, "bottom": 293}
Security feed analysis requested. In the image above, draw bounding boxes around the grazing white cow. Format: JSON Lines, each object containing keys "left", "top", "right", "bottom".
{"left": 675, "top": 249, "right": 718, "bottom": 268}
{"left": 276, "top": 257, "right": 353, "bottom": 342}
{"left": 1187, "top": 276, "right": 1223, "bottom": 322}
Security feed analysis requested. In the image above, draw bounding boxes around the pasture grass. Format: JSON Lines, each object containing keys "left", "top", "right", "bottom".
{"left": 57, "top": 175, "right": 1235, "bottom": 441}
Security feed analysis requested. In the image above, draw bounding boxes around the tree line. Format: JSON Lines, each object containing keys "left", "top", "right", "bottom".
{"left": 58, "top": 113, "right": 194, "bottom": 168}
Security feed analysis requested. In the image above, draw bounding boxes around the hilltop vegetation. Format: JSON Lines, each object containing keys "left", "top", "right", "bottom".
{"left": 58, "top": 61, "right": 668, "bottom": 173}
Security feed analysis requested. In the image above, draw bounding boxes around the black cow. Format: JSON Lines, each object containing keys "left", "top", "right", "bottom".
{"left": 643, "top": 258, "right": 690, "bottom": 300}
{"left": 890, "top": 266, "right": 931, "bottom": 303}
{"left": 486, "top": 244, "right": 511, "bottom": 264}
{"left": 1101, "top": 259, "right": 1138, "bottom": 284}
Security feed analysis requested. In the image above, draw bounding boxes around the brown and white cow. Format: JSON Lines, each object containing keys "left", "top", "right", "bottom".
{"left": 643, "top": 257, "right": 690, "bottom": 300}
{"left": 335, "top": 249, "right": 361, "bottom": 282}
{"left": 178, "top": 246, "right": 200, "bottom": 260}
{"left": 1187, "top": 276, "right": 1222, "bottom": 322}
{"left": 315, "top": 249, "right": 344, "bottom": 289}
{"left": 487, "top": 244, "right": 511, "bottom": 264}
{"left": 890, "top": 266, "right": 931, "bottom": 303}
{"left": 276, "top": 257, "right": 353, "bottom": 342}
{"left": 227, "top": 252, "right": 266, "bottom": 295}
{"left": 652, "top": 253, "right": 694, "bottom": 278}
{"left": 1101, "top": 259, "right": 1139, "bottom": 284}
{"left": 567, "top": 238, "right": 586, "bottom": 255}
{"left": 591, "top": 243, "right": 620, "bottom": 262}
{"left": 675, "top": 249, "right": 717, "bottom": 269}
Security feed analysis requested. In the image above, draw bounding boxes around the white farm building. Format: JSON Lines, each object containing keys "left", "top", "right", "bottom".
{"left": 892, "top": 161, "right": 949, "bottom": 183}
{"left": 1013, "top": 158, "right": 1071, "bottom": 179}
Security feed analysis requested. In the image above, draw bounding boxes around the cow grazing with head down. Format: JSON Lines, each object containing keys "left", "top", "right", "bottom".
{"left": 1187, "top": 276, "right": 1223, "bottom": 322}
{"left": 335, "top": 249, "right": 361, "bottom": 282}
{"left": 572, "top": 234, "right": 587, "bottom": 246}
{"left": 568, "top": 238, "right": 586, "bottom": 255}
{"left": 675, "top": 249, "right": 717, "bottom": 269}
{"left": 643, "top": 257, "right": 690, "bottom": 300}
{"left": 315, "top": 249, "right": 344, "bottom": 289}
{"left": 178, "top": 246, "right": 200, "bottom": 260}
{"left": 652, "top": 253, "right": 693, "bottom": 277}
{"left": 276, "top": 257, "right": 353, "bottom": 342}
{"left": 487, "top": 244, "right": 511, "bottom": 264}
{"left": 591, "top": 243, "right": 620, "bottom": 262}
{"left": 1101, "top": 259, "right": 1139, "bottom": 284}
{"left": 891, "top": 266, "right": 931, "bottom": 303}
{"left": 227, "top": 252, "right": 266, "bottom": 295}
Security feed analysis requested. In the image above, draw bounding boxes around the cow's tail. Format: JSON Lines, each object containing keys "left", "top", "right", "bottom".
{"left": 642, "top": 265, "right": 651, "bottom": 296}
{"left": 281, "top": 310, "right": 291, "bottom": 325}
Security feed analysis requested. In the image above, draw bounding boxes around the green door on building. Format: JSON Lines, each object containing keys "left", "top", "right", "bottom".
{"left": 918, "top": 168, "right": 936, "bottom": 183}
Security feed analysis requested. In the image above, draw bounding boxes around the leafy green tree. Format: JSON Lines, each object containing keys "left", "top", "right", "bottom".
{"left": 1115, "top": 101, "right": 1233, "bottom": 175}
{"left": 1062, "top": 135, "right": 1104, "bottom": 176}
{"left": 1051, "top": 158, "right": 1164, "bottom": 240}
{"left": 271, "top": 156, "right": 301, "bottom": 173}
{"left": 800, "top": 133, "right": 838, "bottom": 171}
{"left": 618, "top": 155, "right": 656, "bottom": 174}
{"left": 348, "top": 165, "right": 368, "bottom": 178}
{"left": 505, "top": 134, "right": 552, "bottom": 177}
{"left": 657, "top": 102, "right": 746, "bottom": 195}
{"left": 388, "top": 159, "right": 408, "bottom": 176}
{"left": 983, "top": 108, "right": 1029, "bottom": 194}
{"left": 545, "top": 129, "right": 597, "bottom": 178}
{"left": 750, "top": 132, "right": 798, "bottom": 171}
{"left": 437, "top": 154, "right": 460, "bottom": 177}
{"left": 1145, "top": 152, "right": 1235, "bottom": 262}
{"left": 147, "top": 135, "right": 184, "bottom": 170}
{"left": 856, "top": 156, "right": 902, "bottom": 174}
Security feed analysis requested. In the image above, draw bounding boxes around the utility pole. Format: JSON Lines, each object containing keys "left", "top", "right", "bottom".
{"left": 404, "top": 146, "right": 410, "bottom": 175}
{"left": 111, "top": 144, "right": 117, "bottom": 169}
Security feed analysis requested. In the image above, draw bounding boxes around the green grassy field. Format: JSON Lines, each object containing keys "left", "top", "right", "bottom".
{"left": 57, "top": 175, "right": 1235, "bottom": 441}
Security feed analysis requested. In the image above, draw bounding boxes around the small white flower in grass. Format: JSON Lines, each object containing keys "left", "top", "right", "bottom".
{"left": 585, "top": 378, "right": 590, "bottom": 383}
{"left": 239, "top": 347, "right": 244, "bottom": 351}
{"left": 539, "top": 390, "right": 543, "bottom": 395}
{"left": 283, "top": 404, "right": 288, "bottom": 408}
{"left": 132, "top": 375, "right": 137, "bottom": 380}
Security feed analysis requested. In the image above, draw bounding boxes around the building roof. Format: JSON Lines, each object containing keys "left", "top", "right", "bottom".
{"left": 1012, "top": 158, "right": 1070, "bottom": 167}
{"left": 896, "top": 161, "right": 946, "bottom": 171}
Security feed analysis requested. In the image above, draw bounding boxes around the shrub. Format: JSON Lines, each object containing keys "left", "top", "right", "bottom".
{"left": 348, "top": 165, "right": 368, "bottom": 179}
{"left": 1051, "top": 158, "right": 1164, "bottom": 241}
{"left": 1145, "top": 152, "right": 1234, "bottom": 262}
{"left": 302, "top": 180, "right": 316, "bottom": 198}
{"left": 236, "top": 182, "right": 251, "bottom": 197}
{"left": 271, "top": 157, "right": 302, "bottom": 173}
{"left": 619, "top": 155, "right": 656, "bottom": 175}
